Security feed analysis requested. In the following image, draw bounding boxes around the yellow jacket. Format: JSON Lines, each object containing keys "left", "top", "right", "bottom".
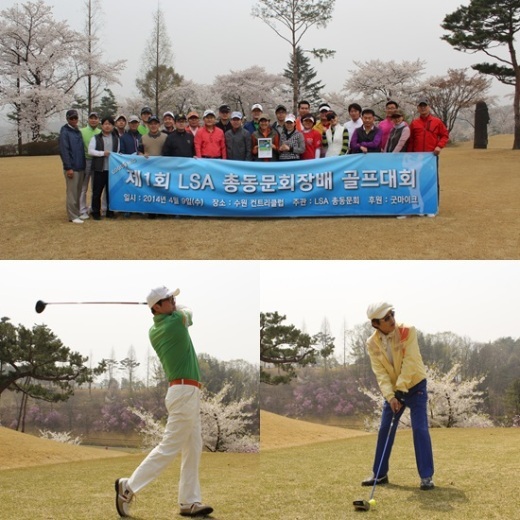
{"left": 366, "top": 324, "right": 427, "bottom": 403}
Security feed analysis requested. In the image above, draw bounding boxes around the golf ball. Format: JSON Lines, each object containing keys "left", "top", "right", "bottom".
{"left": 368, "top": 499, "right": 376, "bottom": 506}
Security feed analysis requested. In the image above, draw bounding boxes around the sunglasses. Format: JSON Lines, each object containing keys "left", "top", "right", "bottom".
{"left": 381, "top": 310, "right": 395, "bottom": 322}
{"left": 158, "top": 296, "right": 176, "bottom": 305}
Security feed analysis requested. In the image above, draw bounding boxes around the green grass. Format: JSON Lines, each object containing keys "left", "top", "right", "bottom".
{"left": 259, "top": 428, "right": 520, "bottom": 520}
{"left": 1, "top": 428, "right": 518, "bottom": 519}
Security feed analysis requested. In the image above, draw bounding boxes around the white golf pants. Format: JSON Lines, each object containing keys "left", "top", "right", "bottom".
{"left": 127, "top": 384, "right": 202, "bottom": 505}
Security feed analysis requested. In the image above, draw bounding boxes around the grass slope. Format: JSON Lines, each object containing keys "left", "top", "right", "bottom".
{"left": 261, "top": 410, "right": 369, "bottom": 450}
{"left": 1, "top": 135, "right": 518, "bottom": 259}
{"left": 0, "top": 426, "right": 125, "bottom": 470}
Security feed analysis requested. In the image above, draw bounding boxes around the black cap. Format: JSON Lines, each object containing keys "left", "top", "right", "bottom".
{"left": 219, "top": 104, "right": 231, "bottom": 112}
{"left": 275, "top": 104, "right": 287, "bottom": 113}
{"left": 141, "top": 106, "right": 152, "bottom": 114}
{"left": 66, "top": 109, "right": 79, "bottom": 119}
{"left": 175, "top": 114, "right": 187, "bottom": 121}
{"left": 148, "top": 115, "right": 160, "bottom": 123}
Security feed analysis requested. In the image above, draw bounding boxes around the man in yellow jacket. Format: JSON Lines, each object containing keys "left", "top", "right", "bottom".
{"left": 362, "top": 302, "right": 434, "bottom": 490}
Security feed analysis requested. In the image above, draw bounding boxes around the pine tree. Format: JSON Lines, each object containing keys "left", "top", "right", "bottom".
{"left": 283, "top": 47, "right": 325, "bottom": 108}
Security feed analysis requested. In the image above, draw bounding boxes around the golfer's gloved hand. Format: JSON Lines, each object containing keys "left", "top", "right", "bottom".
{"left": 394, "top": 390, "right": 407, "bottom": 404}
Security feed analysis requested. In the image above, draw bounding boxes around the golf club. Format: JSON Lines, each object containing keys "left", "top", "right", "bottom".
{"left": 353, "top": 413, "right": 397, "bottom": 512}
{"left": 35, "top": 300, "right": 147, "bottom": 314}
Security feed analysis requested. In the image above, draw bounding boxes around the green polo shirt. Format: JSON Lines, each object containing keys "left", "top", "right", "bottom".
{"left": 80, "top": 125, "right": 101, "bottom": 158}
{"left": 149, "top": 310, "right": 201, "bottom": 382}
{"left": 138, "top": 123, "right": 149, "bottom": 135}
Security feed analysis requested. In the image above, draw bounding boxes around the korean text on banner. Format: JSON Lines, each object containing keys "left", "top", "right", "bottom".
{"left": 109, "top": 153, "right": 438, "bottom": 218}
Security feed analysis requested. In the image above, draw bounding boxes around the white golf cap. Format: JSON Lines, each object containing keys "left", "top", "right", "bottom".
{"left": 367, "top": 301, "right": 394, "bottom": 320}
{"left": 251, "top": 103, "right": 263, "bottom": 111}
{"left": 231, "top": 111, "right": 243, "bottom": 119}
{"left": 203, "top": 109, "right": 216, "bottom": 118}
{"left": 285, "top": 114, "right": 296, "bottom": 123}
{"left": 147, "top": 286, "right": 180, "bottom": 308}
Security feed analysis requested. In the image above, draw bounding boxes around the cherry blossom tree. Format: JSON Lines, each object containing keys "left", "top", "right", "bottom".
{"left": 420, "top": 68, "right": 492, "bottom": 133}
{"left": 128, "top": 384, "right": 259, "bottom": 453}
{"left": 0, "top": 1, "right": 85, "bottom": 150}
{"left": 426, "top": 364, "right": 493, "bottom": 428}
{"left": 213, "top": 66, "right": 289, "bottom": 117}
{"left": 200, "top": 383, "right": 258, "bottom": 453}
{"left": 360, "top": 363, "right": 493, "bottom": 431}
{"left": 343, "top": 59, "right": 426, "bottom": 117}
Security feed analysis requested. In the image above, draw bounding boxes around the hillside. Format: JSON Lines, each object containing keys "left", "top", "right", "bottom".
{"left": 0, "top": 426, "right": 126, "bottom": 470}
{"left": 260, "top": 410, "right": 369, "bottom": 450}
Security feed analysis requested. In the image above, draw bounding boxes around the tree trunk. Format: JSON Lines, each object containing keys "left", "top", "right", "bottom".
{"left": 513, "top": 72, "right": 520, "bottom": 150}
{"left": 292, "top": 22, "right": 298, "bottom": 115}
{"left": 16, "top": 385, "right": 30, "bottom": 432}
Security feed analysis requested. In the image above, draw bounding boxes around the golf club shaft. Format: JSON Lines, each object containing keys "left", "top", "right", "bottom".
{"left": 44, "top": 301, "right": 146, "bottom": 305}
{"left": 370, "top": 413, "right": 397, "bottom": 500}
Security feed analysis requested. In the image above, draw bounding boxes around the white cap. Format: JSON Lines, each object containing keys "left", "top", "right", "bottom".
{"left": 319, "top": 105, "right": 331, "bottom": 112}
{"left": 251, "top": 103, "right": 263, "bottom": 111}
{"left": 147, "top": 286, "right": 180, "bottom": 308}
{"left": 163, "top": 111, "right": 174, "bottom": 119}
{"left": 128, "top": 115, "right": 140, "bottom": 123}
{"left": 231, "top": 111, "right": 243, "bottom": 119}
{"left": 203, "top": 109, "right": 216, "bottom": 118}
{"left": 366, "top": 301, "right": 394, "bottom": 320}
{"left": 285, "top": 114, "right": 296, "bottom": 123}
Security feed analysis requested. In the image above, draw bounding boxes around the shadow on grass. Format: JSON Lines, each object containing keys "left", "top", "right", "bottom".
{"left": 388, "top": 483, "right": 468, "bottom": 513}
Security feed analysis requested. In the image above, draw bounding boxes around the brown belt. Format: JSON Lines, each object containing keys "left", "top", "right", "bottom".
{"left": 169, "top": 378, "right": 202, "bottom": 389}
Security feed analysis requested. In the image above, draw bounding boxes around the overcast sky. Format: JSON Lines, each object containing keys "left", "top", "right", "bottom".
{"left": 2, "top": 0, "right": 513, "bottom": 106}
{"left": 2, "top": 261, "right": 519, "bottom": 377}
{"left": 260, "top": 261, "right": 520, "bottom": 352}
{"left": 1, "top": 261, "right": 260, "bottom": 377}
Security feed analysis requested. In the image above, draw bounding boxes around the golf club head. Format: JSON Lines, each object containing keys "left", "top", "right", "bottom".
{"left": 35, "top": 300, "right": 46, "bottom": 314}
{"left": 353, "top": 500, "right": 370, "bottom": 512}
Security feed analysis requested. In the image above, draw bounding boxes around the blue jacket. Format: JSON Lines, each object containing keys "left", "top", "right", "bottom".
{"left": 120, "top": 130, "right": 142, "bottom": 155}
{"left": 244, "top": 120, "right": 260, "bottom": 135}
{"left": 59, "top": 124, "right": 86, "bottom": 171}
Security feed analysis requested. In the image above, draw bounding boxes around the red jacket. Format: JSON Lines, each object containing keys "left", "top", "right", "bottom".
{"left": 407, "top": 114, "right": 449, "bottom": 152}
{"left": 194, "top": 126, "right": 227, "bottom": 159}
{"left": 301, "top": 129, "right": 322, "bottom": 160}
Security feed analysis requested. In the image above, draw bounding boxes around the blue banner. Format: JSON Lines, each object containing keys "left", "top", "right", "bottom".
{"left": 109, "top": 153, "right": 438, "bottom": 217}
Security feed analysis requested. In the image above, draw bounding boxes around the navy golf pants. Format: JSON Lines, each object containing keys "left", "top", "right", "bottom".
{"left": 372, "top": 378, "right": 434, "bottom": 479}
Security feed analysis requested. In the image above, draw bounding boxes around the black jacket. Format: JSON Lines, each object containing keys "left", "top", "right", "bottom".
{"left": 92, "top": 133, "right": 120, "bottom": 172}
{"left": 162, "top": 130, "right": 195, "bottom": 158}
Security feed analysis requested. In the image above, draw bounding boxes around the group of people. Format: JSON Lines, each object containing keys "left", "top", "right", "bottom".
{"left": 58, "top": 98, "right": 449, "bottom": 223}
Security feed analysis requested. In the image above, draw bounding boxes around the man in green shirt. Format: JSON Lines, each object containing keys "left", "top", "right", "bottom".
{"left": 138, "top": 106, "right": 152, "bottom": 135}
{"left": 79, "top": 112, "right": 101, "bottom": 218}
{"left": 115, "top": 286, "right": 213, "bottom": 518}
